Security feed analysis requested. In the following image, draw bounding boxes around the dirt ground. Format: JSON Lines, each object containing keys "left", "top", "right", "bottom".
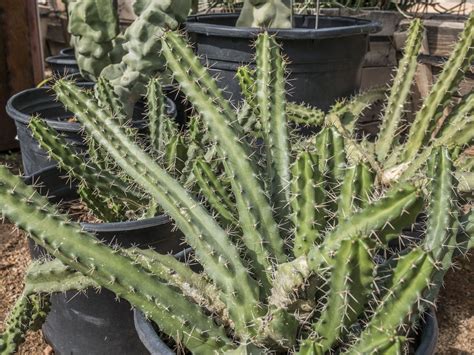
{"left": 0, "top": 151, "right": 473, "bottom": 354}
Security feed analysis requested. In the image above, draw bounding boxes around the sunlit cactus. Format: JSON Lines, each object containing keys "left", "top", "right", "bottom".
{"left": 0, "top": 13, "right": 473, "bottom": 354}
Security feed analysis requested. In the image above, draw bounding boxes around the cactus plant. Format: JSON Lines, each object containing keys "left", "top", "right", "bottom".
{"left": 1, "top": 14, "right": 474, "bottom": 355}
{"left": 67, "top": 0, "right": 192, "bottom": 114}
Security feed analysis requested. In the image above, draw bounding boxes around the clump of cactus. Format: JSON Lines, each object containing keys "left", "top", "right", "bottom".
{"left": 1, "top": 13, "right": 474, "bottom": 354}
{"left": 67, "top": 0, "right": 192, "bottom": 113}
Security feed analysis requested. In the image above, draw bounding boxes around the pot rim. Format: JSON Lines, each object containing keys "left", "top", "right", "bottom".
{"left": 185, "top": 13, "right": 382, "bottom": 40}
{"left": 45, "top": 55, "right": 78, "bottom": 65}
{"left": 6, "top": 86, "right": 177, "bottom": 133}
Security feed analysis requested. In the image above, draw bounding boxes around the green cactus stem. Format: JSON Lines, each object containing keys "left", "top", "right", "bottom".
{"left": 376, "top": 19, "right": 423, "bottom": 162}
{"left": 0, "top": 165, "right": 233, "bottom": 353}
{"left": 237, "top": 0, "right": 292, "bottom": 28}
{"left": 52, "top": 79, "right": 264, "bottom": 338}
{"left": 0, "top": 294, "right": 49, "bottom": 355}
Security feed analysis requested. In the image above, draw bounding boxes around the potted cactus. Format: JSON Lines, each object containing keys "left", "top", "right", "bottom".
{"left": 1, "top": 12, "right": 473, "bottom": 354}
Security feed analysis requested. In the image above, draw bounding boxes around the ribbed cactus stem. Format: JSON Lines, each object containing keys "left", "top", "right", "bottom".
{"left": 237, "top": 0, "right": 292, "bottom": 28}
{"left": 291, "top": 150, "right": 325, "bottom": 257}
{"left": 123, "top": 248, "right": 231, "bottom": 327}
{"left": 162, "top": 32, "right": 287, "bottom": 265}
{"left": 25, "top": 259, "right": 98, "bottom": 294}
{"left": 146, "top": 78, "right": 167, "bottom": 153}
{"left": 0, "top": 294, "right": 49, "bottom": 355}
{"left": 0, "top": 166, "right": 233, "bottom": 353}
{"left": 348, "top": 248, "right": 434, "bottom": 354}
{"left": 193, "top": 158, "right": 237, "bottom": 225}
{"left": 95, "top": 76, "right": 127, "bottom": 124}
{"left": 401, "top": 12, "right": 474, "bottom": 163}
{"left": 311, "top": 238, "right": 374, "bottom": 353}
{"left": 53, "top": 80, "right": 264, "bottom": 338}
{"left": 376, "top": 19, "right": 423, "bottom": 162}
{"left": 255, "top": 33, "right": 291, "bottom": 223}
{"left": 29, "top": 116, "right": 144, "bottom": 209}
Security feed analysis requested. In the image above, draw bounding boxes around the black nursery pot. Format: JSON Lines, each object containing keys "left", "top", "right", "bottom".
{"left": 134, "top": 307, "right": 438, "bottom": 354}
{"left": 6, "top": 85, "right": 177, "bottom": 176}
{"left": 24, "top": 166, "right": 185, "bottom": 355}
{"left": 185, "top": 14, "right": 381, "bottom": 110}
{"left": 59, "top": 47, "right": 75, "bottom": 57}
{"left": 45, "top": 55, "right": 80, "bottom": 77}
{"left": 186, "top": 14, "right": 381, "bottom": 109}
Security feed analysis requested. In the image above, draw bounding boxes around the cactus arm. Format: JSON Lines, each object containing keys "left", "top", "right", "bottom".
{"left": 100, "top": 0, "right": 192, "bottom": 114}
{"left": 0, "top": 294, "right": 49, "bottom": 355}
{"left": 312, "top": 238, "right": 374, "bottom": 352}
{"left": 308, "top": 185, "right": 421, "bottom": 272}
{"left": 236, "top": 64, "right": 325, "bottom": 127}
{"left": 255, "top": 33, "right": 291, "bottom": 222}
{"left": 68, "top": 0, "right": 119, "bottom": 80}
{"left": 337, "top": 165, "right": 358, "bottom": 223}
{"left": 236, "top": 65, "right": 257, "bottom": 108}
{"left": 424, "top": 148, "right": 457, "bottom": 258}
{"left": 52, "top": 80, "right": 264, "bottom": 338}
{"left": 329, "top": 127, "right": 346, "bottom": 182}
{"left": 123, "top": 248, "right": 231, "bottom": 326}
{"left": 437, "top": 91, "right": 474, "bottom": 141}
{"left": 287, "top": 103, "right": 325, "bottom": 127}
{"left": 358, "top": 163, "right": 374, "bottom": 208}
{"left": 0, "top": 166, "right": 233, "bottom": 352}
{"left": 291, "top": 150, "right": 325, "bottom": 257}
{"left": 162, "top": 32, "right": 286, "bottom": 264}
{"left": 329, "top": 88, "right": 386, "bottom": 135}
{"left": 164, "top": 132, "right": 188, "bottom": 177}
{"left": 25, "top": 259, "right": 98, "bottom": 294}
{"left": 400, "top": 13, "right": 474, "bottom": 163}
{"left": 376, "top": 19, "right": 423, "bottom": 162}
{"left": 95, "top": 76, "right": 127, "bottom": 124}
{"left": 78, "top": 182, "right": 122, "bottom": 222}
{"left": 393, "top": 96, "right": 474, "bottom": 183}
{"left": 146, "top": 78, "right": 167, "bottom": 153}
{"left": 347, "top": 249, "right": 434, "bottom": 354}
{"left": 236, "top": 0, "right": 292, "bottom": 29}
{"left": 270, "top": 185, "right": 420, "bottom": 309}
{"left": 193, "top": 158, "right": 237, "bottom": 225}
{"left": 29, "top": 116, "right": 144, "bottom": 208}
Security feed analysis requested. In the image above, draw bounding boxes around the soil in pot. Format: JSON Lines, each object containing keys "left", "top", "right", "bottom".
{"left": 23, "top": 166, "right": 186, "bottom": 355}
{"left": 185, "top": 14, "right": 381, "bottom": 110}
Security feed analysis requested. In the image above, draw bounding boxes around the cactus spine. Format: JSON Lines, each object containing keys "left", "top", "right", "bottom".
{"left": 1, "top": 14, "right": 474, "bottom": 354}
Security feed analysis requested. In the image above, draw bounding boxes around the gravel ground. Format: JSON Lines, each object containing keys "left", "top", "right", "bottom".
{"left": 0, "top": 151, "right": 473, "bottom": 354}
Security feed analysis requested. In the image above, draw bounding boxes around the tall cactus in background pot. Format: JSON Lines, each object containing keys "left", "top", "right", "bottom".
{"left": 67, "top": 0, "right": 192, "bottom": 113}
{"left": 1, "top": 13, "right": 473, "bottom": 354}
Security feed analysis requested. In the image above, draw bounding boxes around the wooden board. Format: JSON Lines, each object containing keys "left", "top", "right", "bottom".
{"left": 0, "top": 0, "right": 43, "bottom": 151}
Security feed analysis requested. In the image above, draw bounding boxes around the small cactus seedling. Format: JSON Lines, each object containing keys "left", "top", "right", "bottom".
{"left": 1, "top": 13, "right": 474, "bottom": 355}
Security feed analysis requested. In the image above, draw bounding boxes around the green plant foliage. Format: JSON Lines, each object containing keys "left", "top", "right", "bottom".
{"left": 1, "top": 13, "right": 474, "bottom": 354}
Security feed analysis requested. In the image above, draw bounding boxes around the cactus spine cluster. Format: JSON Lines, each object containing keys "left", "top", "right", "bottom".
{"left": 1, "top": 12, "right": 473, "bottom": 355}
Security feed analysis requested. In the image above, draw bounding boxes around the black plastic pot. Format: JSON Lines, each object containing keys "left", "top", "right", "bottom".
{"left": 134, "top": 307, "right": 438, "bottom": 354}
{"left": 6, "top": 85, "right": 177, "bottom": 176}
{"left": 24, "top": 166, "right": 185, "bottom": 355}
{"left": 45, "top": 55, "right": 80, "bottom": 77}
{"left": 185, "top": 14, "right": 381, "bottom": 110}
{"left": 59, "top": 47, "right": 75, "bottom": 57}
